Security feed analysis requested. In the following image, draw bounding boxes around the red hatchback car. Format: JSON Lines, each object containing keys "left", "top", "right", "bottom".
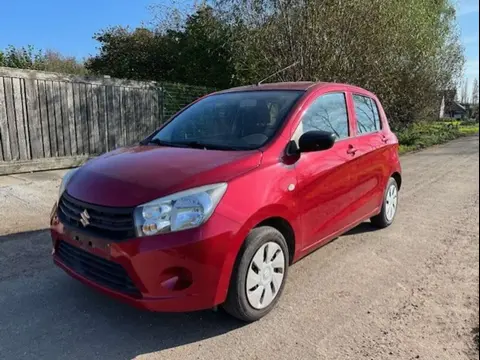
{"left": 50, "top": 82, "right": 401, "bottom": 322}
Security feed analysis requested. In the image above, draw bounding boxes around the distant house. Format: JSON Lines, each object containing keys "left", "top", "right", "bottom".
{"left": 438, "top": 89, "right": 468, "bottom": 119}
{"left": 447, "top": 101, "right": 468, "bottom": 119}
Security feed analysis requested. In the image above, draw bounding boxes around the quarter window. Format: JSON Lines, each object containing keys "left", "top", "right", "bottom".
{"left": 353, "top": 95, "right": 381, "bottom": 134}
{"left": 293, "top": 93, "right": 349, "bottom": 142}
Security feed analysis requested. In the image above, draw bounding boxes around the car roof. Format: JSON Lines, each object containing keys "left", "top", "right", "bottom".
{"left": 216, "top": 82, "right": 319, "bottom": 93}
{"left": 215, "top": 81, "right": 375, "bottom": 97}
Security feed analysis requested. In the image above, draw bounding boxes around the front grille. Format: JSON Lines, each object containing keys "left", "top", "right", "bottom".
{"left": 58, "top": 192, "right": 135, "bottom": 241}
{"left": 56, "top": 240, "right": 140, "bottom": 297}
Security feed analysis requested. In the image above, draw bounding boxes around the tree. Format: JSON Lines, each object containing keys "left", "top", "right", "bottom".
{"left": 214, "top": 0, "right": 465, "bottom": 128}
{"left": 86, "top": 6, "right": 235, "bottom": 88}
{"left": 471, "top": 78, "right": 479, "bottom": 105}
{"left": 41, "top": 50, "right": 88, "bottom": 75}
{"left": 461, "top": 78, "right": 469, "bottom": 103}
{"left": 85, "top": 0, "right": 464, "bottom": 128}
{"left": 85, "top": 26, "right": 163, "bottom": 80}
{"left": 0, "top": 45, "right": 45, "bottom": 69}
{"left": 0, "top": 45, "right": 87, "bottom": 75}
{"left": 168, "top": 6, "right": 235, "bottom": 88}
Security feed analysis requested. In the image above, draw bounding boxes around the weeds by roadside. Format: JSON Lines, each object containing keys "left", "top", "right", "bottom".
{"left": 396, "top": 120, "right": 479, "bottom": 155}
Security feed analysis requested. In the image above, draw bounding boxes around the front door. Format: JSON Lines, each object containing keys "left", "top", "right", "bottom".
{"left": 293, "top": 92, "right": 359, "bottom": 251}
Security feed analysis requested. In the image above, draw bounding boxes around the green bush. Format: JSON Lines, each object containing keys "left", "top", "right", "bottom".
{"left": 460, "top": 119, "right": 479, "bottom": 126}
{"left": 439, "top": 117, "right": 458, "bottom": 122}
{"left": 397, "top": 128, "right": 421, "bottom": 146}
{"left": 397, "top": 122, "right": 464, "bottom": 154}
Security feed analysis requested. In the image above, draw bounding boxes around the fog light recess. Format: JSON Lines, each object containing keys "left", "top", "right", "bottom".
{"left": 160, "top": 267, "right": 193, "bottom": 291}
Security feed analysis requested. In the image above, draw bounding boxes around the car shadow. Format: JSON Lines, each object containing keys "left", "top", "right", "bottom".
{"left": 0, "top": 229, "right": 245, "bottom": 360}
{"left": 343, "top": 222, "right": 378, "bottom": 236}
{"left": 0, "top": 221, "right": 387, "bottom": 359}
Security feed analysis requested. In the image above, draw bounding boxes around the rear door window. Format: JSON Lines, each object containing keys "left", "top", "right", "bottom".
{"left": 352, "top": 95, "right": 381, "bottom": 135}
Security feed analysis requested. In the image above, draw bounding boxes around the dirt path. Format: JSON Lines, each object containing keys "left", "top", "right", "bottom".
{"left": 0, "top": 136, "right": 478, "bottom": 360}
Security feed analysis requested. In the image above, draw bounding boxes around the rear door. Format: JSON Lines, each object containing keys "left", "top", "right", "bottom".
{"left": 346, "top": 93, "right": 387, "bottom": 220}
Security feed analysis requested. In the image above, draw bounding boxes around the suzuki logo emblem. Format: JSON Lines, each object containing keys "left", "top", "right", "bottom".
{"left": 80, "top": 209, "right": 90, "bottom": 227}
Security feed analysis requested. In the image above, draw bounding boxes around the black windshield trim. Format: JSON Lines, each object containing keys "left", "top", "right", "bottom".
{"left": 148, "top": 139, "right": 251, "bottom": 151}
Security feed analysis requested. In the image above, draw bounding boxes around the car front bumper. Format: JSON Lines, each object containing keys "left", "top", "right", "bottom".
{"left": 50, "top": 205, "right": 242, "bottom": 312}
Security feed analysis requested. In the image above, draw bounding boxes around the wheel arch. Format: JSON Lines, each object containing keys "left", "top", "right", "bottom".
{"left": 214, "top": 206, "right": 300, "bottom": 305}
{"left": 391, "top": 171, "right": 402, "bottom": 190}
{"left": 255, "top": 217, "right": 296, "bottom": 265}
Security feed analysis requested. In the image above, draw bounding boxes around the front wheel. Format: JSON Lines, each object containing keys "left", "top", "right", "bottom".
{"left": 222, "top": 226, "right": 289, "bottom": 322}
{"left": 371, "top": 177, "right": 399, "bottom": 228}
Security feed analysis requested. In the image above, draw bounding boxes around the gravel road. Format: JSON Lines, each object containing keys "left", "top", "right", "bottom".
{"left": 0, "top": 136, "right": 478, "bottom": 360}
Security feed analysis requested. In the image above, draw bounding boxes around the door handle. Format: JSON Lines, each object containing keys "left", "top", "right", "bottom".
{"left": 347, "top": 145, "right": 357, "bottom": 155}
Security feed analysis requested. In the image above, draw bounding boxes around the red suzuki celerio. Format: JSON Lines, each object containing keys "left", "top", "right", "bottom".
{"left": 50, "top": 82, "right": 401, "bottom": 322}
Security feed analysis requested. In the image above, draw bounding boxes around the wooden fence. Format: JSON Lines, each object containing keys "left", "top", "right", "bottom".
{"left": 0, "top": 67, "right": 212, "bottom": 175}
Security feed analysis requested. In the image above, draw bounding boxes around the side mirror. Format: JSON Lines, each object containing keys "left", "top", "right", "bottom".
{"left": 298, "top": 130, "right": 336, "bottom": 153}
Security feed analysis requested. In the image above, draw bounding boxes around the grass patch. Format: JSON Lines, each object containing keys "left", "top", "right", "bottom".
{"left": 397, "top": 120, "right": 479, "bottom": 155}
{"left": 459, "top": 124, "right": 480, "bottom": 136}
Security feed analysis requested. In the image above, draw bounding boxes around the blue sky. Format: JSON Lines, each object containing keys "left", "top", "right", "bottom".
{"left": 457, "top": 0, "right": 479, "bottom": 95}
{"left": 0, "top": 0, "right": 153, "bottom": 59}
{"left": 0, "top": 0, "right": 478, "bottom": 93}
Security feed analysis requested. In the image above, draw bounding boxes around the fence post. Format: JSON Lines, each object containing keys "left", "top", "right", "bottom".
{"left": 160, "top": 83, "right": 165, "bottom": 125}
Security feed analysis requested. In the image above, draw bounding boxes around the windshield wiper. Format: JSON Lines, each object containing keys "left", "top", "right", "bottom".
{"left": 146, "top": 139, "right": 181, "bottom": 147}
{"left": 176, "top": 141, "right": 247, "bottom": 151}
{"left": 146, "top": 138, "right": 247, "bottom": 151}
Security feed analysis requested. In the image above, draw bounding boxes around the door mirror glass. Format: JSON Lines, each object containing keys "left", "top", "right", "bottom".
{"left": 298, "top": 130, "right": 336, "bottom": 153}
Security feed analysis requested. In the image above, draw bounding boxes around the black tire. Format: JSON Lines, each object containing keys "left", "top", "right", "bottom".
{"left": 371, "top": 177, "right": 399, "bottom": 228}
{"left": 222, "top": 226, "right": 289, "bottom": 322}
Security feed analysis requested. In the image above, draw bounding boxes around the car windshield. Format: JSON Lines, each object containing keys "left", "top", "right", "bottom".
{"left": 149, "top": 90, "right": 304, "bottom": 150}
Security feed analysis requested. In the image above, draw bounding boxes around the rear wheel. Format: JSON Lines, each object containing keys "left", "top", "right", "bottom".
{"left": 371, "top": 177, "right": 399, "bottom": 228}
{"left": 222, "top": 226, "right": 289, "bottom": 322}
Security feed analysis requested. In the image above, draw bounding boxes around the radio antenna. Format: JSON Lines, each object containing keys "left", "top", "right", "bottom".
{"left": 257, "top": 61, "right": 299, "bottom": 86}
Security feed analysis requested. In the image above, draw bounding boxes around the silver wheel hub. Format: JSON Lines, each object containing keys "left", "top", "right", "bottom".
{"left": 262, "top": 266, "right": 272, "bottom": 283}
{"left": 246, "top": 242, "right": 285, "bottom": 310}
{"left": 385, "top": 184, "right": 398, "bottom": 221}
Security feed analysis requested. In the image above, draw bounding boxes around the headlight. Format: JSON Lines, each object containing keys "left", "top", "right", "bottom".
{"left": 58, "top": 168, "right": 78, "bottom": 198}
{"left": 133, "top": 183, "right": 228, "bottom": 237}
